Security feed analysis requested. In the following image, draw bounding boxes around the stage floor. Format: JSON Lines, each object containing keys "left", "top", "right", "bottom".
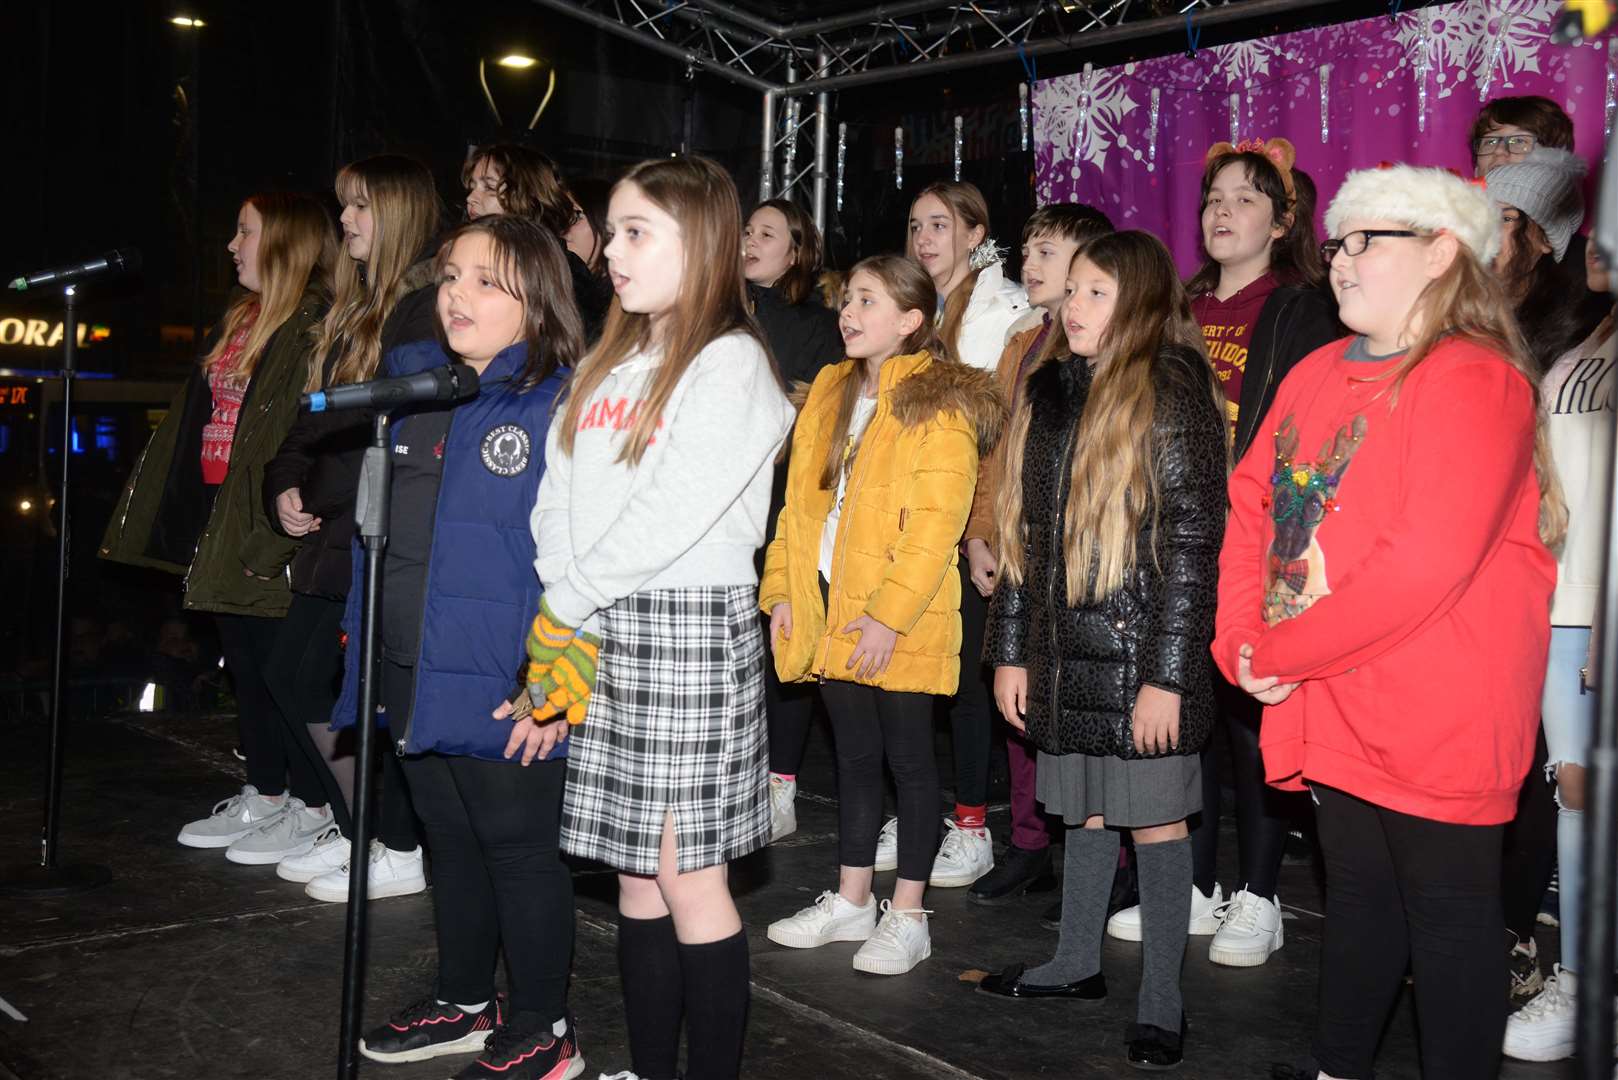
{"left": 0, "top": 708, "right": 1577, "bottom": 1079}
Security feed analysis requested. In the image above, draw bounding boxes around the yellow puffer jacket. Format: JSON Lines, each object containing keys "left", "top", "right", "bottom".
{"left": 760, "top": 350, "right": 1006, "bottom": 695}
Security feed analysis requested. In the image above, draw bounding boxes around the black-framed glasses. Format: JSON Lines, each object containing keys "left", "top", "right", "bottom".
{"left": 1320, "top": 230, "right": 1422, "bottom": 263}
{"left": 1474, "top": 134, "right": 1537, "bottom": 156}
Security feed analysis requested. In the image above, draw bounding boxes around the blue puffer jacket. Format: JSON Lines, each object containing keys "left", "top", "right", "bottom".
{"left": 332, "top": 339, "right": 567, "bottom": 762}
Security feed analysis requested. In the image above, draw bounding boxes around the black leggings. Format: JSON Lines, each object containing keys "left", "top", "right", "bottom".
{"left": 763, "top": 612, "right": 816, "bottom": 775}
{"left": 402, "top": 751, "right": 573, "bottom": 1021}
{"left": 1191, "top": 680, "right": 1292, "bottom": 899}
{"left": 263, "top": 593, "right": 353, "bottom": 833}
{"left": 215, "top": 613, "right": 324, "bottom": 803}
{"left": 819, "top": 679, "right": 940, "bottom": 881}
{"left": 1311, "top": 784, "right": 1505, "bottom": 1080}
{"left": 947, "top": 562, "right": 993, "bottom": 808}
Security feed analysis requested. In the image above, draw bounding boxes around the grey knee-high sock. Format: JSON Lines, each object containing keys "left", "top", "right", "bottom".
{"left": 1135, "top": 836, "right": 1192, "bottom": 1031}
{"left": 1024, "top": 826, "right": 1120, "bottom": 984}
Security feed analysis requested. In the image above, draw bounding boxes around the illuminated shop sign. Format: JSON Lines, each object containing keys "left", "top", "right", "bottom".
{"left": 0, "top": 318, "right": 111, "bottom": 348}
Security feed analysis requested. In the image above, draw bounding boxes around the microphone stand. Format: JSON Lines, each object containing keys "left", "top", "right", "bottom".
{"left": 337, "top": 409, "right": 392, "bottom": 1079}
{"left": 0, "top": 283, "right": 112, "bottom": 898}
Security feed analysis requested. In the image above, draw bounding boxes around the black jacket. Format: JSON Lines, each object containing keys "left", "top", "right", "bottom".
{"left": 567, "top": 250, "right": 613, "bottom": 345}
{"left": 985, "top": 346, "right": 1227, "bottom": 759}
{"left": 262, "top": 277, "right": 438, "bottom": 599}
{"left": 749, "top": 283, "right": 843, "bottom": 386}
{"left": 1232, "top": 285, "right": 1342, "bottom": 460}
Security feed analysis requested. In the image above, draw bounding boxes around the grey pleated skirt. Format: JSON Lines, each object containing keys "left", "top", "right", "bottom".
{"left": 1036, "top": 749, "right": 1202, "bottom": 829}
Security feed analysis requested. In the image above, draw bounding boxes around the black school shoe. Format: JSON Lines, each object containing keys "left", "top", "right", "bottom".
{"left": 1126, "top": 1014, "right": 1187, "bottom": 1071}
{"left": 358, "top": 994, "right": 502, "bottom": 1064}
{"left": 451, "top": 1012, "right": 585, "bottom": 1080}
{"left": 977, "top": 962, "right": 1106, "bottom": 1000}
{"left": 969, "top": 844, "right": 1056, "bottom": 905}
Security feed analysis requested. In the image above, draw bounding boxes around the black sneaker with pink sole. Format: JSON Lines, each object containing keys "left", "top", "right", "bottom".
{"left": 451, "top": 1012, "right": 585, "bottom": 1080}
{"left": 357, "top": 994, "right": 503, "bottom": 1064}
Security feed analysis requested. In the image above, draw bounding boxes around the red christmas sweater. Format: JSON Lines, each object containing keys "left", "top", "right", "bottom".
{"left": 1213, "top": 336, "right": 1555, "bottom": 825}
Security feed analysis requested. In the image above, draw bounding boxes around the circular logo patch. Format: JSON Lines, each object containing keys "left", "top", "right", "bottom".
{"left": 480, "top": 424, "right": 531, "bottom": 477}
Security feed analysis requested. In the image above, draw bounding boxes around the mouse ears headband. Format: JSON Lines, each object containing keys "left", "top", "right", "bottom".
{"left": 1205, "top": 137, "right": 1298, "bottom": 202}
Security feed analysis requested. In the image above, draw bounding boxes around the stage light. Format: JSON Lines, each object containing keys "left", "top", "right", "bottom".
{"left": 497, "top": 54, "right": 537, "bottom": 69}
{"left": 18, "top": 499, "right": 31, "bottom": 512}
{"left": 170, "top": 15, "right": 206, "bottom": 27}
{"left": 137, "top": 683, "right": 158, "bottom": 713}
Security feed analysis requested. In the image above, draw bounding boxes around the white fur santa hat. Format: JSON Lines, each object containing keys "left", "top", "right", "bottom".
{"left": 1325, "top": 164, "right": 1501, "bottom": 265}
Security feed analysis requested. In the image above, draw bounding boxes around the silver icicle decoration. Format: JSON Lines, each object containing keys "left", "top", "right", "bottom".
{"left": 1075, "top": 63, "right": 1094, "bottom": 165}
{"left": 1318, "top": 64, "right": 1331, "bottom": 143}
{"left": 1019, "top": 83, "right": 1029, "bottom": 151}
{"left": 894, "top": 126, "right": 904, "bottom": 190}
{"left": 953, "top": 115, "right": 963, "bottom": 181}
{"left": 783, "top": 97, "right": 800, "bottom": 187}
{"left": 1607, "top": 39, "right": 1617, "bottom": 138}
{"left": 1478, "top": 9, "right": 1511, "bottom": 101}
{"left": 836, "top": 122, "right": 847, "bottom": 211}
{"left": 1414, "top": 7, "right": 1433, "bottom": 133}
{"left": 1229, "top": 92, "right": 1240, "bottom": 144}
{"left": 1148, "top": 86, "right": 1160, "bottom": 171}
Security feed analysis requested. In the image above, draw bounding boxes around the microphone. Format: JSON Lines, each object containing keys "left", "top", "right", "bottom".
{"left": 9, "top": 248, "right": 143, "bottom": 291}
{"left": 301, "top": 363, "right": 481, "bottom": 413}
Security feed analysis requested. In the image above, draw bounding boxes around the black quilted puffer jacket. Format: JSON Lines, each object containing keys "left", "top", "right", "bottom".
{"left": 984, "top": 345, "right": 1227, "bottom": 760}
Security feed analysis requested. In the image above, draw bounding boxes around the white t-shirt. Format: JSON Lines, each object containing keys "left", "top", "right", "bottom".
{"left": 818, "top": 394, "right": 879, "bottom": 579}
{"left": 1543, "top": 319, "right": 1617, "bottom": 626}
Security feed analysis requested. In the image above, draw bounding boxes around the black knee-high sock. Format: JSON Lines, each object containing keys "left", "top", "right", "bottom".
{"left": 678, "top": 930, "right": 750, "bottom": 1080}
{"left": 618, "top": 914, "right": 683, "bottom": 1080}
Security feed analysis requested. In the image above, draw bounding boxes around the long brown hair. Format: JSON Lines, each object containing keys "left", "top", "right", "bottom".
{"left": 462, "top": 143, "right": 576, "bottom": 237}
{"left": 1365, "top": 241, "right": 1567, "bottom": 546}
{"left": 817, "top": 255, "right": 949, "bottom": 490}
{"left": 908, "top": 181, "right": 990, "bottom": 358}
{"left": 557, "top": 156, "right": 770, "bottom": 465}
{"left": 205, "top": 192, "right": 335, "bottom": 380}
{"left": 752, "top": 198, "right": 824, "bottom": 306}
{"left": 1185, "top": 151, "right": 1323, "bottom": 296}
{"left": 998, "top": 231, "right": 1219, "bottom": 604}
{"left": 308, "top": 155, "right": 443, "bottom": 391}
{"left": 433, "top": 215, "right": 585, "bottom": 390}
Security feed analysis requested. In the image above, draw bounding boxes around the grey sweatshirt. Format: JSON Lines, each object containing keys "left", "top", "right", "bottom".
{"left": 532, "top": 331, "right": 794, "bottom": 627}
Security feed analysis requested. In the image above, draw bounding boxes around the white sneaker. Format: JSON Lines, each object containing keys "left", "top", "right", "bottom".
{"left": 225, "top": 798, "right": 334, "bottom": 865}
{"left": 873, "top": 817, "right": 899, "bottom": 872}
{"left": 851, "top": 900, "right": 932, "bottom": 975}
{"left": 177, "top": 785, "right": 288, "bottom": 849}
{"left": 276, "top": 828, "right": 350, "bottom": 883}
{"left": 1107, "top": 883, "right": 1223, "bottom": 942}
{"left": 769, "top": 775, "right": 798, "bottom": 842}
{"left": 1504, "top": 965, "right": 1578, "bottom": 1061}
{"left": 767, "top": 889, "right": 878, "bottom": 949}
{"left": 928, "top": 818, "right": 994, "bottom": 888}
{"left": 598, "top": 1073, "right": 641, "bottom": 1079}
{"left": 1208, "top": 888, "right": 1285, "bottom": 967}
{"left": 305, "top": 842, "right": 426, "bottom": 903}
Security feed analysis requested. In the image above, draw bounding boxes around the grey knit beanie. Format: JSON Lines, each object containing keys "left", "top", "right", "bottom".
{"left": 1486, "top": 147, "right": 1587, "bottom": 262}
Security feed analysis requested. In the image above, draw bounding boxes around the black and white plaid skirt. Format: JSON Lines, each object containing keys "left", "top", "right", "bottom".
{"left": 561, "top": 585, "right": 770, "bottom": 875}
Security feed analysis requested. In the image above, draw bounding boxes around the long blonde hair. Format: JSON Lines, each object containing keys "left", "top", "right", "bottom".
{"left": 997, "top": 232, "right": 1220, "bottom": 604}
{"left": 204, "top": 192, "right": 335, "bottom": 379}
{"left": 307, "top": 155, "right": 442, "bottom": 391}
{"left": 908, "top": 181, "right": 990, "bottom": 358}
{"left": 817, "top": 256, "right": 950, "bottom": 490}
{"left": 1366, "top": 243, "right": 1567, "bottom": 546}
{"left": 557, "top": 156, "right": 772, "bottom": 465}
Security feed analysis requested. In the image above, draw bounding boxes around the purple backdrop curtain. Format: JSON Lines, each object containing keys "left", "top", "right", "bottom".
{"left": 1033, "top": 0, "right": 1610, "bottom": 274}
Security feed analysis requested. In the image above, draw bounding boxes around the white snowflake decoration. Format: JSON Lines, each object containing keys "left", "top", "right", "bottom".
{"left": 1032, "top": 65, "right": 1137, "bottom": 198}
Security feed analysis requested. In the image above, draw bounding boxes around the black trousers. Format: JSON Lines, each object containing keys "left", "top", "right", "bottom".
{"left": 763, "top": 612, "right": 816, "bottom": 776}
{"left": 263, "top": 593, "right": 353, "bottom": 834}
{"left": 819, "top": 679, "right": 940, "bottom": 882}
{"left": 1191, "top": 679, "right": 1294, "bottom": 899}
{"left": 215, "top": 612, "right": 323, "bottom": 803}
{"left": 947, "top": 562, "right": 993, "bottom": 808}
{"left": 1311, "top": 784, "right": 1506, "bottom": 1080}
{"left": 1501, "top": 728, "right": 1556, "bottom": 943}
{"left": 402, "top": 751, "right": 573, "bottom": 1020}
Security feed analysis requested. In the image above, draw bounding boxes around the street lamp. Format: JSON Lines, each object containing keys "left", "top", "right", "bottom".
{"left": 479, "top": 52, "right": 556, "bottom": 131}
{"left": 497, "top": 53, "right": 537, "bottom": 69}
{"left": 169, "top": 15, "right": 205, "bottom": 27}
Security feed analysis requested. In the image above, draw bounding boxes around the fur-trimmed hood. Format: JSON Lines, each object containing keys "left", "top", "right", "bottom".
{"left": 791, "top": 351, "right": 1008, "bottom": 456}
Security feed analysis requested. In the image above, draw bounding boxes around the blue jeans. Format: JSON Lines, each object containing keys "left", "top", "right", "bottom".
{"left": 1542, "top": 625, "right": 1599, "bottom": 970}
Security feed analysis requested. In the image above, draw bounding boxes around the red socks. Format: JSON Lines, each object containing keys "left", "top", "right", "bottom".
{"left": 955, "top": 803, "right": 986, "bottom": 831}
